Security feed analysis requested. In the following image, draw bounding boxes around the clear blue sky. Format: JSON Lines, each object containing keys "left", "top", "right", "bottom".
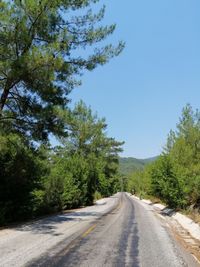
{"left": 69, "top": 0, "right": 200, "bottom": 158}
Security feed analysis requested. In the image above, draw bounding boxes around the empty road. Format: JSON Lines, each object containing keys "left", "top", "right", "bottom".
{"left": 0, "top": 193, "right": 199, "bottom": 267}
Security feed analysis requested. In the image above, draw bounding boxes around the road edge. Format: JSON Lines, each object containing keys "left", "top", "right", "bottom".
{"left": 130, "top": 194, "right": 200, "bottom": 242}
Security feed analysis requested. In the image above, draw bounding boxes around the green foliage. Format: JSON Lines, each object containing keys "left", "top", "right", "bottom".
{"left": 119, "top": 157, "right": 145, "bottom": 176}
{"left": 0, "top": 132, "right": 45, "bottom": 224}
{"left": 93, "top": 191, "right": 102, "bottom": 201}
{"left": 127, "top": 167, "right": 151, "bottom": 197}
{"left": 35, "top": 102, "right": 123, "bottom": 215}
{"left": 128, "top": 104, "right": 200, "bottom": 210}
{"left": 0, "top": 0, "right": 124, "bottom": 140}
{"left": 0, "top": 1, "right": 124, "bottom": 225}
{"left": 58, "top": 101, "right": 124, "bottom": 204}
{"left": 150, "top": 155, "right": 186, "bottom": 208}
{"left": 0, "top": 101, "right": 123, "bottom": 225}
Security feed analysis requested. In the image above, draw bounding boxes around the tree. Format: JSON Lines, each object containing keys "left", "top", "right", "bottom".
{"left": 64, "top": 101, "right": 124, "bottom": 202}
{"left": 127, "top": 168, "right": 151, "bottom": 198}
{"left": 0, "top": 132, "right": 46, "bottom": 224}
{"left": 134, "top": 105, "right": 200, "bottom": 209}
{"left": 49, "top": 101, "right": 124, "bottom": 206}
{"left": 0, "top": 0, "right": 124, "bottom": 140}
{"left": 149, "top": 155, "right": 186, "bottom": 208}
{"left": 168, "top": 105, "right": 200, "bottom": 207}
{"left": 99, "top": 137, "right": 124, "bottom": 195}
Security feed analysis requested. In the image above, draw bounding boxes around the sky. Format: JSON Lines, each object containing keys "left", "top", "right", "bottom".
{"left": 69, "top": 0, "right": 200, "bottom": 159}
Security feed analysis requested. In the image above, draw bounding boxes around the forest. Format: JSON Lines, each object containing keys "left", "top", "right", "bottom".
{"left": 0, "top": 0, "right": 124, "bottom": 225}
{"left": 128, "top": 104, "right": 200, "bottom": 213}
{"left": 1, "top": 0, "right": 199, "bottom": 226}
{"left": 119, "top": 157, "right": 157, "bottom": 176}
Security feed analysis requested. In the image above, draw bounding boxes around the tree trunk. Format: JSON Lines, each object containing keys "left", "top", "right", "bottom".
{"left": 0, "top": 86, "right": 10, "bottom": 113}
{"left": 0, "top": 78, "right": 20, "bottom": 115}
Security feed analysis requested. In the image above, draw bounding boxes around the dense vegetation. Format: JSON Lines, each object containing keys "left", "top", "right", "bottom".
{"left": 0, "top": 101, "right": 123, "bottom": 225}
{"left": 0, "top": 0, "right": 124, "bottom": 225}
{"left": 128, "top": 104, "right": 200, "bottom": 211}
{"left": 0, "top": 0, "right": 124, "bottom": 140}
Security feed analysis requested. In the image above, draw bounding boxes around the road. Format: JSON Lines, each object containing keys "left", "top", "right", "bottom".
{"left": 0, "top": 193, "right": 199, "bottom": 267}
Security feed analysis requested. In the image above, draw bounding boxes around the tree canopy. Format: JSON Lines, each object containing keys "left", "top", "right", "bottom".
{"left": 127, "top": 104, "right": 200, "bottom": 210}
{"left": 0, "top": 0, "right": 124, "bottom": 140}
{"left": 0, "top": 1, "right": 125, "bottom": 225}
{"left": 0, "top": 101, "right": 124, "bottom": 224}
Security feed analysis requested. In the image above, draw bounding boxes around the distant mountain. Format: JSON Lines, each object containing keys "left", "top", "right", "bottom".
{"left": 140, "top": 156, "right": 158, "bottom": 164}
{"left": 119, "top": 156, "right": 158, "bottom": 176}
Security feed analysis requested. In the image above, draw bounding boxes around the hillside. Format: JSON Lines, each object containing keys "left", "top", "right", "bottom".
{"left": 119, "top": 156, "right": 158, "bottom": 176}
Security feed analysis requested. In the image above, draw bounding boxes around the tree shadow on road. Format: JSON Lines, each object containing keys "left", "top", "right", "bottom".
{"left": 15, "top": 211, "right": 100, "bottom": 236}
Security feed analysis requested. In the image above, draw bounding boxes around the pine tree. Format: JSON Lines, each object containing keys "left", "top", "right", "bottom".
{"left": 0, "top": 0, "right": 124, "bottom": 140}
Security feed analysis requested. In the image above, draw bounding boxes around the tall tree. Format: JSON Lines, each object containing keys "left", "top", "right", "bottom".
{"left": 0, "top": 0, "right": 124, "bottom": 140}
{"left": 0, "top": 132, "right": 46, "bottom": 224}
{"left": 129, "top": 104, "right": 200, "bottom": 209}
{"left": 52, "top": 101, "right": 124, "bottom": 205}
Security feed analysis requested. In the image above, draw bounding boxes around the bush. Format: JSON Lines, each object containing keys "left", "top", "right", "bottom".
{"left": 93, "top": 191, "right": 102, "bottom": 201}
{"left": 150, "top": 155, "right": 186, "bottom": 208}
{"left": 0, "top": 133, "right": 42, "bottom": 223}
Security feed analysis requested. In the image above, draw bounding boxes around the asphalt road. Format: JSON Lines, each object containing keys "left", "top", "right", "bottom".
{"left": 1, "top": 193, "right": 199, "bottom": 267}
{"left": 32, "top": 193, "right": 198, "bottom": 267}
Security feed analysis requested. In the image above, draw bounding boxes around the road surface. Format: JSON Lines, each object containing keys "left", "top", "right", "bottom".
{"left": 0, "top": 193, "right": 199, "bottom": 267}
